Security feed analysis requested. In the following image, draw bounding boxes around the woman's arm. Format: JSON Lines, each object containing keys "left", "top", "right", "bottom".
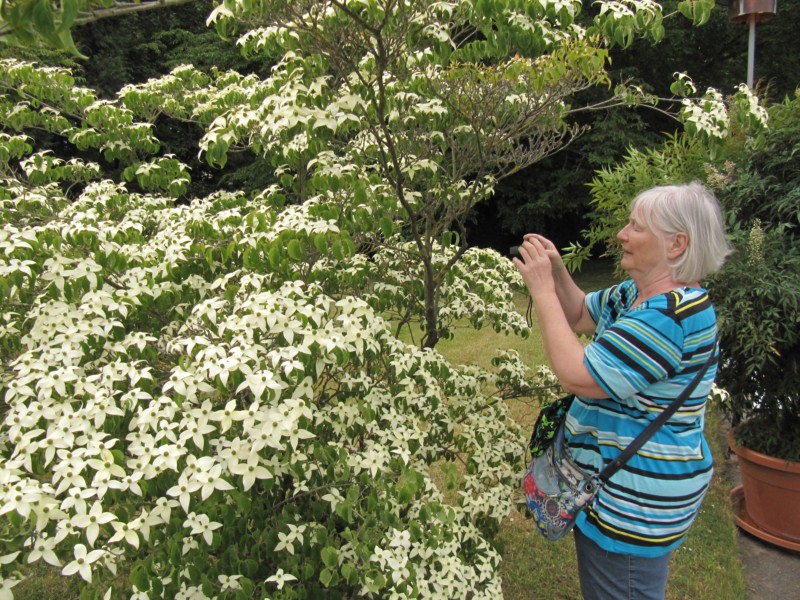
{"left": 514, "top": 236, "right": 607, "bottom": 398}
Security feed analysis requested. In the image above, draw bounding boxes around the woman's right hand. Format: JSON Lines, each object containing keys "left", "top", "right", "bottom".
{"left": 522, "top": 234, "right": 565, "bottom": 276}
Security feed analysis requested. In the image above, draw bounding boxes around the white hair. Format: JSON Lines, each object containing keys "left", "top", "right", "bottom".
{"left": 631, "top": 182, "right": 732, "bottom": 282}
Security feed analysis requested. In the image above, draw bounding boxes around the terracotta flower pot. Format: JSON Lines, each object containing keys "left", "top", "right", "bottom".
{"left": 728, "top": 431, "right": 800, "bottom": 548}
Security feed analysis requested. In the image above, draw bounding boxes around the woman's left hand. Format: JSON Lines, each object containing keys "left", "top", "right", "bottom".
{"left": 512, "top": 237, "right": 556, "bottom": 298}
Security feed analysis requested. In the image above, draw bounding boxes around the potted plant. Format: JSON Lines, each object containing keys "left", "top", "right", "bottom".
{"left": 707, "top": 91, "right": 800, "bottom": 550}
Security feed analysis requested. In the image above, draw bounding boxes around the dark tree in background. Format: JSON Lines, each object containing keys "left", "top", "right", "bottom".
{"left": 74, "top": 0, "right": 267, "bottom": 97}
{"left": 475, "top": 0, "right": 800, "bottom": 254}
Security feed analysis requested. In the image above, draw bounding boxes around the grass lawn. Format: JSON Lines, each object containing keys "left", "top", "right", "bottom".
{"left": 434, "top": 259, "right": 747, "bottom": 600}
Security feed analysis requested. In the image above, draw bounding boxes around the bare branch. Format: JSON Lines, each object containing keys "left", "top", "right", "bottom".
{"left": 73, "top": 0, "right": 198, "bottom": 26}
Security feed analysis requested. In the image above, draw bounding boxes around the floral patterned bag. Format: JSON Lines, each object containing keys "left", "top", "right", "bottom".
{"left": 523, "top": 422, "right": 601, "bottom": 540}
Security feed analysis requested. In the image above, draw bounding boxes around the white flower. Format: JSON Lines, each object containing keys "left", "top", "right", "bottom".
{"left": 218, "top": 573, "right": 242, "bottom": 591}
{"left": 62, "top": 543, "right": 105, "bottom": 583}
{"left": 108, "top": 520, "right": 140, "bottom": 549}
{"left": 166, "top": 472, "right": 202, "bottom": 513}
{"left": 71, "top": 501, "right": 116, "bottom": 547}
{"left": 174, "top": 582, "right": 211, "bottom": 600}
{"left": 151, "top": 442, "right": 185, "bottom": 473}
{"left": 211, "top": 399, "right": 247, "bottom": 433}
{"left": 107, "top": 471, "right": 144, "bottom": 496}
{"left": 230, "top": 451, "right": 273, "bottom": 491}
{"left": 195, "top": 461, "right": 234, "bottom": 500}
{"left": 26, "top": 533, "right": 61, "bottom": 566}
{"left": 0, "top": 479, "right": 42, "bottom": 519}
{"left": 265, "top": 568, "right": 297, "bottom": 590}
{"left": 274, "top": 523, "right": 306, "bottom": 556}
{"left": 32, "top": 496, "right": 67, "bottom": 531}
{"left": 321, "top": 487, "right": 344, "bottom": 510}
{"left": 86, "top": 449, "right": 127, "bottom": 483}
{"left": 235, "top": 368, "right": 283, "bottom": 401}
{"left": 0, "top": 574, "right": 21, "bottom": 600}
{"left": 178, "top": 414, "right": 217, "bottom": 450}
{"left": 183, "top": 512, "right": 222, "bottom": 546}
{"left": 59, "top": 486, "right": 95, "bottom": 514}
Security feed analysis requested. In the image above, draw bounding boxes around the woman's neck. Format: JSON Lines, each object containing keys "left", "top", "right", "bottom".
{"left": 631, "top": 272, "right": 699, "bottom": 306}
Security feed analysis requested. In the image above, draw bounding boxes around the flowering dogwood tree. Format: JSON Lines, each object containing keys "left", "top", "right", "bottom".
{"left": 0, "top": 0, "right": 758, "bottom": 598}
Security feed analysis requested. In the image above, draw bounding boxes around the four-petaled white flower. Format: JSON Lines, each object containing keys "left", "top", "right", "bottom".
{"left": 166, "top": 473, "right": 202, "bottom": 513}
{"left": 0, "top": 573, "right": 21, "bottom": 600}
{"left": 273, "top": 523, "right": 306, "bottom": 556}
{"left": 62, "top": 543, "right": 105, "bottom": 583}
{"left": 265, "top": 568, "right": 297, "bottom": 590}
{"left": 70, "top": 501, "right": 117, "bottom": 547}
{"left": 183, "top": 512, "right": 222, "bottom": 546}
{"left": 26, "top": 533, "right": 61, "bottom": 566}
{"left": 0, "top": 480, "right": 42, "bottom": 519}
{"left": 236, "top": 369, "right": 283, "bottom": 401}
{"left": 108, "top": 519, "right": 141, "bottom": 549}
{"left": 218, "top": 573, "right": 242, "bottom": 591}
{"left": 195, "top": 460, "right": 234, "bottom": 500}
{"left": 229, "top": 451, "right": 272, "bottom": 491}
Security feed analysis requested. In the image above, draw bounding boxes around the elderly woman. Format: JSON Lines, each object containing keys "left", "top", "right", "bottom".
{"left": 513, "top": 182, "right": 731, "bottom": 600}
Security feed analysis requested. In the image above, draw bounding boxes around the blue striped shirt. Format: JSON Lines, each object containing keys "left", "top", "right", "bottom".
{"left": 568, "top": 280, "right": 718, "bottom": 556}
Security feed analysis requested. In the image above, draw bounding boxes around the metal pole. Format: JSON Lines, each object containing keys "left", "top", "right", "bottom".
{"left": 747, "top": 16, "right": 756, "bottom": 88}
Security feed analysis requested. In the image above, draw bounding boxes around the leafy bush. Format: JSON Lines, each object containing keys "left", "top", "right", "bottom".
{"left": 708, "top": 90, "right": 800, "bottom": 462}
{"left": 562, "top": 133, "right": 710, "bottom": 271}
{"left": 0, "top": 173, "right": 550, "bottom": 597}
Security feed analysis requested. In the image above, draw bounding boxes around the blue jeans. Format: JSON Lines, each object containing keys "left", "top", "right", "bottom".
{"left": 574, "top": 527, "right": 671, "bottom": 600}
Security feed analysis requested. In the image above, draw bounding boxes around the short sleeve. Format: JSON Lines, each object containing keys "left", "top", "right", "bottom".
{"left": 583, "top": 308, "right": 685, "bottom": 402}
{"left": 585, "top": 288, "right": 606, "bottom": 325}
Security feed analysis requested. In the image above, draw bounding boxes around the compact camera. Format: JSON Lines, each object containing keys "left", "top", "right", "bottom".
{"left": 509, "top": 245, "right": 521, "bottom": 258}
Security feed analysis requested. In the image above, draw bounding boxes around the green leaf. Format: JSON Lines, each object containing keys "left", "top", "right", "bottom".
{"left": 131, "top": 563, "right": 149, "bottom": 591}
{"left": 398, "top": 486, "right": 413, "bottom": 504}
{"left": 379, "top": 217, "right": 394, "bottom": 238}
{"left": 287, "top": 238, "right": 303, "bottom": 260}
{"left": 268, "top": 243, "right": 282, "bottom": 267}
{"left": 314, "top": 233, "right": 327, "bottom": 253}
{"left": 321, "top": 546, "right": 338, "bottom": 568}
{"left": 341, "top": 562, "right": 358, "bottom": 584}
{"left": 228, "top": 490, "right": 252, "bottom": 515}
{"left": 354, "top": 181, "right": 368, "bottom": 204}
{"left": 332, "top": 239, "right": 344, "bottom": 260}
{"left": 320, "top": 567, "right": 334, "bottom": 588}
{"left": 678, "top": 0, "right": 714, "bottom": 24}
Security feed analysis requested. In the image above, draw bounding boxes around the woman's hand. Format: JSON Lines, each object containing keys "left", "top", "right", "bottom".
{"left": 522, "top": 234, "right": 566, "bottom": 274}
{"left": 513, "top": 236, "right": 557, "bottom": 298}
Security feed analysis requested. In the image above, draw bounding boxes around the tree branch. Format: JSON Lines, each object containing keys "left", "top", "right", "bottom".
{"left": 73, "top": 0, "right": 198, "bottom": 27}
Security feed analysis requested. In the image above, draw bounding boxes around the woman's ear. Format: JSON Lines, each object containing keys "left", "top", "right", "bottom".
{"left": 667, "top": 232, "right": 689, "bottom": 259}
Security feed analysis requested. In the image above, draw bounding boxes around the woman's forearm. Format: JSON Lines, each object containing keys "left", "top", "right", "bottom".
{"left": 552, "top": 265, "right": 588, "bottom": 330}
{"left": 532, "top": 289, "right": 606, "bottom": 398}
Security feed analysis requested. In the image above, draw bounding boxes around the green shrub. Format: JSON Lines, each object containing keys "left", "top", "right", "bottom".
{"left": 709, "top": 90, "right": 800, "bottom": 461}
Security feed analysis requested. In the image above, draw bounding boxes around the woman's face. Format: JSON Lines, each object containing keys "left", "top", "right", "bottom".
{"left": 617, "top": 209, "right": 668, "bottom": 279}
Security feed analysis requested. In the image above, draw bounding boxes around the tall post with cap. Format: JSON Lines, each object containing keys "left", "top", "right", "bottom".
{"left": 716, "top": 0, "right": 778, "bottom": 88}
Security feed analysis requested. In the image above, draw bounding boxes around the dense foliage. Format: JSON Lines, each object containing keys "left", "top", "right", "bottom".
{"left": 0, "top": 1, "right": 758, "bottom": 598}
{"left": 709, "top": 91, "right": 800, "bottom": 461}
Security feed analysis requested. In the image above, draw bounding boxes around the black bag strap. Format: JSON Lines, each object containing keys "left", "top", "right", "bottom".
{"left": 597, "top": 337, "right": 718, "bottom": 483}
